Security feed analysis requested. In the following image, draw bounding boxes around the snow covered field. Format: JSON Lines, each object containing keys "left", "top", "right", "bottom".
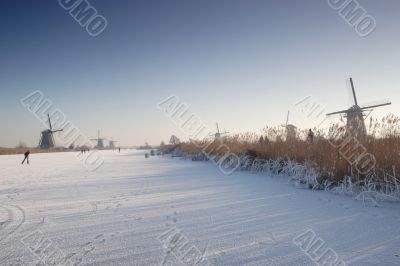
{"left": 0, "top": 150, "right": 399, "bottom": 266}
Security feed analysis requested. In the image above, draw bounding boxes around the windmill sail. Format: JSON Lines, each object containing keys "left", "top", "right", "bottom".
{"left": 286, "top": 111, "right": 290, "bottom": 126}
{"left": 349, "top": 78, "right": 358, "bottom": 106}
{"left": 360, "top": 99, "right": 392, "bottom": 110}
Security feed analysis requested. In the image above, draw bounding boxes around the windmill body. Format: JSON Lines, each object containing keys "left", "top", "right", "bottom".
{"left": 282, "top": 111, "right": 297, "bottom": 142}
{"left": 91, "top": 130, "right": 106, "bottom": 149}
{"left": 97, "top": 139, "right": 105, "bottom": 149}
{"left": 326, "top": 78, "right": 391, "bottom": 139}
{"left": 39, "top": 114, "right": 63, "bottom": 149}
{"left": 39, "top": 130, "right": 55, "bottom": 148}
{"left": 286, "top": 124, "right": 297, "bottom": 141}
{"left": 345, "top": 105, "right": 367, "bottom": 137}
{"left": 108, "top": 140, "right": 118, "bottom": 149}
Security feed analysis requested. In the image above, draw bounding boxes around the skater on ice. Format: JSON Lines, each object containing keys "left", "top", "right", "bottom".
{"left": 21, "top": 150, "right": 30, "bottom": 164}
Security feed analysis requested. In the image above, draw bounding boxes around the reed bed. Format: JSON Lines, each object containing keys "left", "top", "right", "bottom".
{"left": 163, "top": 114, "right": 400, "bottom": 203}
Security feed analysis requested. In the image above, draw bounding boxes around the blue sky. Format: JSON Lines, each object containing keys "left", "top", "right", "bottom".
{"left": 1, "top": 0, "right": 399, "bottom": 147}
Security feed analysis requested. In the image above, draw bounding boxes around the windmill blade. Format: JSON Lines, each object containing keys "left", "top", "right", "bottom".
{"left": 361, "top": 103, "right": 392, "bottom": 110}
{"left": 51, "top": 129, "right": 63, "bottom": 133}
{"left": 326, "top": 109, "right": 349, "bottom": 116}
{"left": 48, "top": 114, "right": 52, "bottom": 130}
{"left": 348, "top": 78, "right": 358, "bottom": 106}
{"left": 286, "top": 111, "right": 289, "bottom": 126}
{"left": 216, "top": 123, "right": 220, "bottom": 134}
{"left": 360, "top": 99, "right": 392, "bottom": 110}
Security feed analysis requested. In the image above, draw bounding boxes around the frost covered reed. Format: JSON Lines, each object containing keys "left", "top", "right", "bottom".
{"left": 163, "top": 114, "right": 400, "bottom": 203}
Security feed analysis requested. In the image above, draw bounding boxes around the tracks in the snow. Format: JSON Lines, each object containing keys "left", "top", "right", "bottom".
{"left": 0, "top": 203, "right": 25, "bottom": 242}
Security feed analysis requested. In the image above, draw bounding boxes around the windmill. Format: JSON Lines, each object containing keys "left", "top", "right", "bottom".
{"left": 326, "top": 78, "right": 391, "bottom": 138}
{"left": 281, "top": 111, "right": 297, "bottom": 142}
{"left": 39, "top": 114, "right": 63, "bottom": 149}
{"left": 91, "top": 130, "right": 106, "bottom": 149}
{"left": 108, "top": 140, "right": 118, "bottom": 149}
{"left": 209, "top": 123, "right": 229, "bottom": 140}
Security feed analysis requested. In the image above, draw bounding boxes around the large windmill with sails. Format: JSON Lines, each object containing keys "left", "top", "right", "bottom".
{"left": 91, "top": 130, "right": 106, "bottom": 149}
{"left": 326, "top": 78, "right": 391, "bottom": 138}
{"left": 38, "top": 114, "right": 63, "bottom": 149}
{"left": 281, "top": 111, "right": 297, "bottom": 142}
{"left": 209, "top": 123, "right": 229, "bottom": 140}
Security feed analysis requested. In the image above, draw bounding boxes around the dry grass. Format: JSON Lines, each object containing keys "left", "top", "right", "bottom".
{"left": 170, "top": 114, "right": 400, "bottom": 184}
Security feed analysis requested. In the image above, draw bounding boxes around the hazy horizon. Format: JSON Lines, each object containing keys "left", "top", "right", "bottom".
{"left": 1, "top": 0, "right": 400, "bottom": 147}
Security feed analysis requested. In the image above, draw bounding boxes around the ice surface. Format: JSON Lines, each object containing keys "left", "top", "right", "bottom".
{"left": 0, "top": 150, "right": 399, "bottom": 265}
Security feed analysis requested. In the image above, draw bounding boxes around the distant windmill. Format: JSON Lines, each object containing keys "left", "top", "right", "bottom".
{"left": 91, "top": 130, "right": 106, "bottom": 149}
{"left": 326, "top": 78, "right": 392, "bottom": 138}
{"left": 108, "top": 140, "right": 118, "bottom": 149}
{"left": 209, "top": 123, "right": 229, "bottom": 140}
{"left": 39, "top": 114, "right": 63, "bottom": 149}
{"left": 281, "top": 111, "right": 297, "bottom": 142}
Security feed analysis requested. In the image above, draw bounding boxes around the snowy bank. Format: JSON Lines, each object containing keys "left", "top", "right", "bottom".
{"left": 161, "top": 147, "right": 400, "bottom": 205}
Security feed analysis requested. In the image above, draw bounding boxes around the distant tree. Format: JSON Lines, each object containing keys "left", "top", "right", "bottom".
{"left": 169, "top": 135, "right": 180, "bottom": 145}
{"left": 17, "top": 141, "right": 27, "bottom": 148}
{"left": 160, "top": 141, "right": 165, "bottom": 147}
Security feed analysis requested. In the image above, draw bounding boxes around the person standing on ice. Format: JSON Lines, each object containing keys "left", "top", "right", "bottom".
{"left": 307, "top": 129, "right": 314, "bottom": 143}
{"left": 21, "top": 150, "right": 30, "bottom": 164}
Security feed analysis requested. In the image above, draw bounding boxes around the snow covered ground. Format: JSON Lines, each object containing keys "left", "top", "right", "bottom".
{"left": 0, "top": 150, "right": 399, "bottom": 266}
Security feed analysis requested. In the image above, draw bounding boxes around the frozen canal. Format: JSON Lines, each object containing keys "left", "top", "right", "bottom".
{"left": 0, "top": 150, "right": 399, "bottom": 265}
